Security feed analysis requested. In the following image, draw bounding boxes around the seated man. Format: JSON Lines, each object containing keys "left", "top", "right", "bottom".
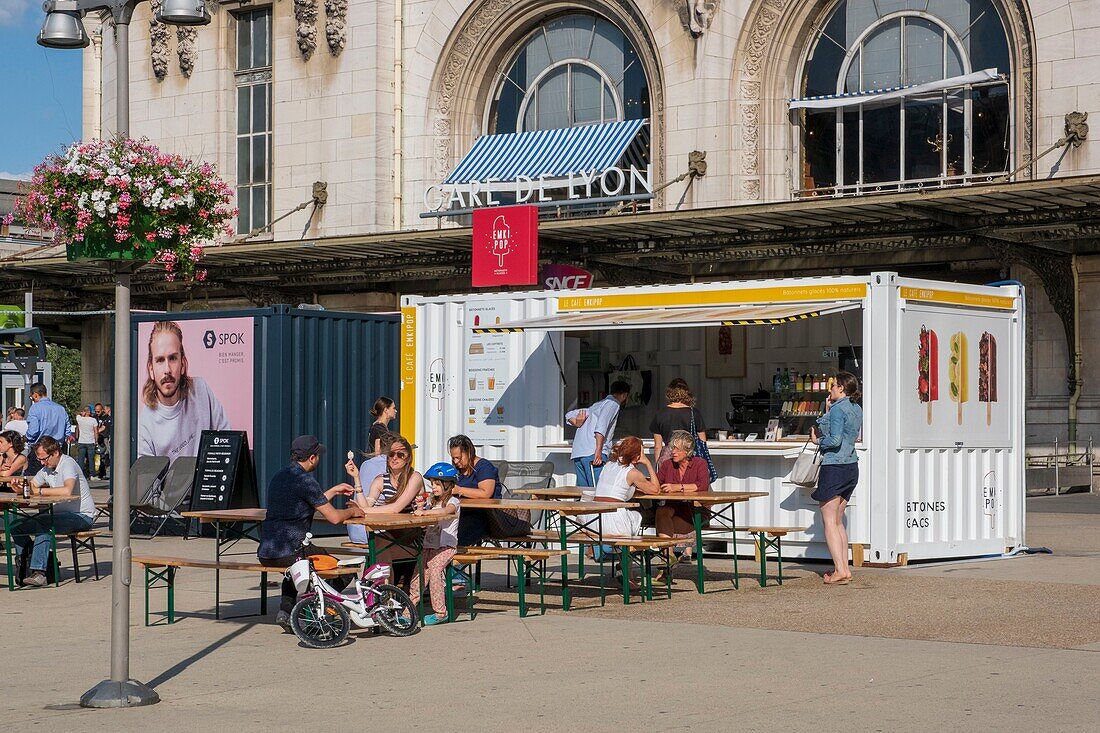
{"left": 8, "top": 436, "right": 96, "bottom": 587}
{"left": 257, "top": 435, "right": 364, "bottom": 632}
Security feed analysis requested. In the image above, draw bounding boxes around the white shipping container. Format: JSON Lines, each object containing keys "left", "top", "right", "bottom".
{"left": 402, "top": 271, "right": 1025, "bottom": 563}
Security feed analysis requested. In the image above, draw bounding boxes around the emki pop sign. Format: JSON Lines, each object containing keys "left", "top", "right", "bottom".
{"left": 472, "top": 205, "right": 538, "bottom": 287}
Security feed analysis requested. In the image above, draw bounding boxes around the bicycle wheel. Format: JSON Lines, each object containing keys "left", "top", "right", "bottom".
{"left": 290, "top": 594, "right": 351, "bottom": 649}
{"left": 371, "top": 584, "right": 419, "bottom": 637}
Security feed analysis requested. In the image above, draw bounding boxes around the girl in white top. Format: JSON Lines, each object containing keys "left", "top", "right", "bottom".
{"left": 589, "top": 436, "right": 661, "bottom": 538}
{"left": 410, "top": 462, "right": 462, "bottom": 626}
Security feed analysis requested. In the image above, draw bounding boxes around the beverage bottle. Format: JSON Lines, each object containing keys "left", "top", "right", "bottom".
{"left": 782, "top": 368, "right": 791, "bottom": 392}
{"left": 773, "top": 368, "right": 782, "bottom": 393}
{"left": 22, "top": 473, "right": 30, "bottom": 499}
{"left": 820, "top": 373, "right": 827, "bottom": 391}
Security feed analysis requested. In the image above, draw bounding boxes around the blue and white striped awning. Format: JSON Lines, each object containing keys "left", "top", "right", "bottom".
{"left": 444, "top": 119, "right": 646, "bottom": 185}
{"left": 789, "top": 68, "right": 1001, "bottom": 110}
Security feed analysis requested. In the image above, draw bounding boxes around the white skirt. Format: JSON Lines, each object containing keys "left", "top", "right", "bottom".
{"left": 599, "top": 507, "right": 642, "bottom": 538}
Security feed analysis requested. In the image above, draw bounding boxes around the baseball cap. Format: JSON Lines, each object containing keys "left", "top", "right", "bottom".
{"left": 290, "top": 435, "right": 326, "bottom": 460}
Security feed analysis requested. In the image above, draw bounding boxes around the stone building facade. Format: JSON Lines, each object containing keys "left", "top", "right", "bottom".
{"left": 79, "top": 0, "right": 1100, "bottom": 445}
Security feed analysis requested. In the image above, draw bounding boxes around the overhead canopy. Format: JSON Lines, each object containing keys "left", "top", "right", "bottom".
{"left": 789, "top": 68, "right": 1001, "bottom": 111}
{"left": 472, "top": 302, "right": 861, "bottom": 333}
{"left": 444, "top": 119, "right": 647, "bottom": 185}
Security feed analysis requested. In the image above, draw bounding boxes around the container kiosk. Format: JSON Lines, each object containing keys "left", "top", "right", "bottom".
{"left": 402, "top": 272, "right": 1024, "bottom": 564}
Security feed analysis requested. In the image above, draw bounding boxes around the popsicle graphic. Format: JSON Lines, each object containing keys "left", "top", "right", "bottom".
{"left": 979, "top": 331, "right": 997, "bottom": 427}
{"left": 918, "top": 326, "right": 938, "bottom": 424}
{"left": 949, "top": 331, "right": 968, "bottom": 425}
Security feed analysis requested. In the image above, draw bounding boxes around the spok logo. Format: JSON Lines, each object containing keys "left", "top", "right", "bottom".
{"left": 203, "top": 330, "right": 216, "bottom": 349}
{"left": 203, "top": 329, "right": 247, "bottom": 348}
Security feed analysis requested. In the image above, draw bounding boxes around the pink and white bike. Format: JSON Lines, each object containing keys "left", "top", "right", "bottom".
{"left": 286, "top": 534, "right": 419, "bottom": 648}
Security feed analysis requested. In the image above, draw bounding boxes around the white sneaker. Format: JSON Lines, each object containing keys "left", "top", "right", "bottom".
{"left": 22, "top": 572, "right": 47, "bottom": 588}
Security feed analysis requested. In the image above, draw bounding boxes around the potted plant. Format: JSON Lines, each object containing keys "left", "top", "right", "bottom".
{"left": 12, "top": 137, "right": 236, "bottom": 281}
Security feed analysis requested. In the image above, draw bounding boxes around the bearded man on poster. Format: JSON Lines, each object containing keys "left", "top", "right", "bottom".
{"left": 138, "top": 321, "right": 230, "bottom": 461}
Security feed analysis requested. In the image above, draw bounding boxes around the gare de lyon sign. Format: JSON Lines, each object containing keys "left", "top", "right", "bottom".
{"left": 421, "top": 163, "right": 655, "bottom": 215}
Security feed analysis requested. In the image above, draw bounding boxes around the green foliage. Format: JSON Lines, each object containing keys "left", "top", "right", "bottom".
{"left": 46, "top": 344, "right": 83, "bottom": 418}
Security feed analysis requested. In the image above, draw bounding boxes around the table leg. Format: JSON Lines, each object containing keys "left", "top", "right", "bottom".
{"left": 620, "top": 545, "right": 630, "bottom": 605}
{"left": 516, "top": 557, "right": 528, "bottom": 618}
{"left": 261, "top": 571, "right": 268, "bottom": 615}
{"left": 757, "top": 533, "right": 767, "bottom": 587}
{"left": 4, "top": 506, "right": 15, "bottom": 591}
{"left": 558, "top": 519, "right": 570, "bottom": 611}
{"left": 47, "top": 507, "right": 59, "bottom": 587}
{"left": 168, "top": 567, "right": 176, "bottom": 624}
{"left": 214, "top": 520, "right": 222, "bottom": 620}
{"left": 777, "top": 536, "right": 784, "bottom": 585}
{"left": 144, "top": 565, "right": 150, "bottom": 627}
{"left": 692, "top": 506, "right": 705, "bottom": 594}
{"left": 730, "top": 502, "right": 740, "bottom": 590}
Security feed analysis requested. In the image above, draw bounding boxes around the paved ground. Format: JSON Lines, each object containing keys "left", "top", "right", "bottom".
{"left": 4, "top": 492, "right": 1099, "bottom": 731}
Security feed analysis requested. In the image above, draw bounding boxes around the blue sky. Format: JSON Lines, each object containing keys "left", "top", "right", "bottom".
{"left": 0, "top": 0, "right": 83, "bottom": 179}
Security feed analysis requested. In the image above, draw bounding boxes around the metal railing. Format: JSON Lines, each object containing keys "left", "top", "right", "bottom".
{"left": 1025, "top": 437, "right": 1095, "bottom": 495}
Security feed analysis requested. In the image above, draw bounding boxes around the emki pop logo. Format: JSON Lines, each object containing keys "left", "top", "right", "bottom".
{"left": 489, "top": 215, "right": 514, "bottom": 268}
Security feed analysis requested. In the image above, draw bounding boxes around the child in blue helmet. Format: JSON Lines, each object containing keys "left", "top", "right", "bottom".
{"left": 410, "top": 461, "right": 462, "bottom": 625}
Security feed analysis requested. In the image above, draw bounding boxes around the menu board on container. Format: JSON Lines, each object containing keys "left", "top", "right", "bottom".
{"left": 463, "top": 301, "right": 513, "bottom": 444}
{"left": 188, "top": 430, "right": 259, "bottom": 512}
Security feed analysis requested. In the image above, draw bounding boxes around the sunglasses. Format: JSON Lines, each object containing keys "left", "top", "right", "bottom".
{"left": 389, "top": 450, "right": 409, "bottom": 459}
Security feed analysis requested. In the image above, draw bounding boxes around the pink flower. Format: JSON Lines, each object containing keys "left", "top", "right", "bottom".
{"left": 178, "top": 224, "right": 191, "bottom": 236}
{"left": 145, "top": 232, "right": 157, "bottom": 242}
{"left": 195, "top": 269, "right": 208, "bottom": 282}
{"left": 1, "top": 213, "right": 13, "bottom": 225}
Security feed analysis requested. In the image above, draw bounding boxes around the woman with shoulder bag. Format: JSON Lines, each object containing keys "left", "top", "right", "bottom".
{"left": 810, "top": 371, "right": 863, "bottom": 585}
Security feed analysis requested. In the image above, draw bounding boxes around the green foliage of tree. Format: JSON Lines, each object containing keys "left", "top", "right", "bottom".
{"left": 46, "top": 344, "right": 83, "bottom": 418}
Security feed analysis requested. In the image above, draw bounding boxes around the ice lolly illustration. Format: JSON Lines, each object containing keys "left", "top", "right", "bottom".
{"left": 979, "top": 331, "right": 997, "bottom": 427}
{"left": 918, "top": 326, "right": 938, "bottom": 424}
{"left": 949, "top": 331, "right": 968, "bottom": 425}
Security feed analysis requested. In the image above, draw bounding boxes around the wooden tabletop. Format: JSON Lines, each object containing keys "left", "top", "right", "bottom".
{"left": 511, "top": 488, "right": 584, "bottom": 499}
{"left": 459, "top": 498, "right": 637, "bottom": 514}
{"left": 180, "top": 508, "right": 267, "bottom": 522}
{"left": 511, "top": 488, "right": 767, "bottom": 505}
{"left": 0, "top": 493, "right": 79, "bottom": 506}
{"left": 631, "top": 491, "right": 769, "bottom": 504}
{"left": 344, "top": 513, "right": 449, "bottom": 531}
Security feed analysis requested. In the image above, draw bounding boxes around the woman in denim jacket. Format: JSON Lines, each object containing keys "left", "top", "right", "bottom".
{"left": 811, "top": 371, "right": 863, "bottom": 585}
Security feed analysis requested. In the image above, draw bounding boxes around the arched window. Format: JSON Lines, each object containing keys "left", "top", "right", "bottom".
{"left": 488, "top": 13, "right": 650, "bottom": 134}
{"left": 799, "top": 0, "right": 1012, "bottom": 195}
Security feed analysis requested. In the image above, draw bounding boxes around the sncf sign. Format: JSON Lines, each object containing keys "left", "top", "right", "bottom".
{"left": 541, "top": 264, "right": 593, "bottom": 290}
{"left": 471, "top": 205, "right": 538, "bottom": 287}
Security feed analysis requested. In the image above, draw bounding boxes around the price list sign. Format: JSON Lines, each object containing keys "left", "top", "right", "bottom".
{"left": 188, "top": 430, "right": 258, "bottom": 512}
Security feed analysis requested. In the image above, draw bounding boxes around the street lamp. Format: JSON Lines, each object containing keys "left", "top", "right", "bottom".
{"left": 37, "top": 0, "right": 210, "bottom": 710}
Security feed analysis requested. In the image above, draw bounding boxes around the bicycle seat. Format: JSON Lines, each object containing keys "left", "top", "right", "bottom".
{"left": 336, "top": 556, "right": 367, "bottom": 567}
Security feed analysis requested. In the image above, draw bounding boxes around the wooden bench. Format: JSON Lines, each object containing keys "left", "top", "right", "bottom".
{"left": 742, "top": 526, "right": 808, "bottom": 587}
{"left": 66, "top": 530, "right": 102, "bottom": 583}
{"left": 132, "top": 555, "right": 346, "bottom": 626}
{"left": 446, "top": 551, "right": 504, "bottom": 621}
{"left": 454, "top": 547, "right": 568, "bottom": 618}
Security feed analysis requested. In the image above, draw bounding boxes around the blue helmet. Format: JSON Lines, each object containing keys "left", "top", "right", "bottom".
{"left": 423, "top": 461, "right": 459, "bottom": 482}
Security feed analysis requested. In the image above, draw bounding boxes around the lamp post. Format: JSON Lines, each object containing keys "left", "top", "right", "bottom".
{"left": 37, "top": 0, "right": 211, "bottom": 709}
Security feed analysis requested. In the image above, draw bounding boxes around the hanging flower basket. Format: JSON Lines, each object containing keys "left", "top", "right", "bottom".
{"left": 14, "top": 137, "right": 237, "bottom": 281}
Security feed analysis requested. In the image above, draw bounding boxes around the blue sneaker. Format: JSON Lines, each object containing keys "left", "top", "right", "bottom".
{"left": 423, "top": 613, "right": 448, "bottom": 626}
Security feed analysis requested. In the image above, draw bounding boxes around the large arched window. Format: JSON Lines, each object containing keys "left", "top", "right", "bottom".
{"left": 488, "top": 13, "right": 650, "bottom": 134}
{"left": 799, "top": 0, "right": 1012, "bottom": 195}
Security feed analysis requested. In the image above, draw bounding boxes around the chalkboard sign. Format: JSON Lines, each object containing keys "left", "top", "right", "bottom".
{"left": 188, "top": 430, "right": 259, "bottom": 512}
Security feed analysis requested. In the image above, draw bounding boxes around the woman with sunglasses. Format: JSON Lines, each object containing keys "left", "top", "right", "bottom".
{"left": 346, "top": 434, "right": 423, "bottom": 514}
{"left": 447, "top": 434, "right": 502, "bottom": 546}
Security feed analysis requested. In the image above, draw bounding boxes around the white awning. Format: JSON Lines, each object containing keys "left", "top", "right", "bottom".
{"left": 789, "top": 68, "right": 1001, "bottom": 111}
{"left": 471, "top": 302, "right": 861, "bottom": 333}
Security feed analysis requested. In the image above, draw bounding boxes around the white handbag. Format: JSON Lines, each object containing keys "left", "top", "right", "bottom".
{"left": 789, "top": 437, "right": 822, "bottom": 488}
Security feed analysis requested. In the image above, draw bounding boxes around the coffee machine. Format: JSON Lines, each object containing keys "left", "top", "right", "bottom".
{"left": 727, "top": 392, "right": 769, "bottom": 437}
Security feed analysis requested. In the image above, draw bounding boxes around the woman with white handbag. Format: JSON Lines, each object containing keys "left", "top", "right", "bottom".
{"left": 810, "top": 372, "right": 863, "bottom": 585}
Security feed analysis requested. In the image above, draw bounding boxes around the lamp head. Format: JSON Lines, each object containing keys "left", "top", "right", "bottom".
{"left": 156, "top": 0, "right": 211, "bottom": 26}
{"left": 37, "top": 3, "right": 88, "bottom": 49}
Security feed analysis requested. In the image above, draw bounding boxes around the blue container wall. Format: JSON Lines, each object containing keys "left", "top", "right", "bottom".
{"left": 255, "top": 309, "right": 399, "bottom": 499}
{"left": 132, "top": 306, "right": 399, "bottom": 506}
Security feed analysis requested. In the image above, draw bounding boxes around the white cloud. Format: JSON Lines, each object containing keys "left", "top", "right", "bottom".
{"left": 0, "top": 0, "right": 31, "bottom": 26}
{"left": 0, "top": 171, "right": 33, "bottom": 181}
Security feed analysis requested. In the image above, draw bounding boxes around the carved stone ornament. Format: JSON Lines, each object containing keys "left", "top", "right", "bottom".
{"left": 176, "top": 26, "right": 197, "bottom": 77}
{"left": 674, "top": 0, "right": 717, "bottom": 38}
{"left": 295, "top": 0, "right": 319, "bottom": 61}
{"left": 149, "top": 0, "right": 170, "bottom": 82}
{"left": 325, "top": 0, "right": 348, "bottom": 57}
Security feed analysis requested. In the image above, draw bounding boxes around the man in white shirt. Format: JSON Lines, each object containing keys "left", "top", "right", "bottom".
{"left": 8, "top": 436, "right": 96, "bottom": 587}
{"left": 137, "top": 321, "right": 229, "bottom": 461}
{"left": 569, "top": 381, "right": 630, "bottom": 488}
{"left": 3, "top": 407, "right": 28, "bottom": 437}
{"left": 75, "top": 407, "right": 99, "bottom": 477}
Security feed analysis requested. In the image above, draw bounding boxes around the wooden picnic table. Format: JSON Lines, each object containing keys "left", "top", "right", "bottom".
{"left": 509, "top": 487, "right": 769, "bottom": 593}
{"left": 459, "top": 497, "right": 637, "bottom": 610}
{"left": 1, "top": 493, "right": 79, "bottom": 591}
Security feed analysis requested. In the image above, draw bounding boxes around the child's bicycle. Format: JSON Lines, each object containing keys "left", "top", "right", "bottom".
{"left": 286, "top": 534, "right": 419, "bottom": 648}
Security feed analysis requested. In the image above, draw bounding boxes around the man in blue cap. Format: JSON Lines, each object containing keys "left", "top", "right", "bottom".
{"left": 257, "top": 435, "right": 364, "bottom": 632}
